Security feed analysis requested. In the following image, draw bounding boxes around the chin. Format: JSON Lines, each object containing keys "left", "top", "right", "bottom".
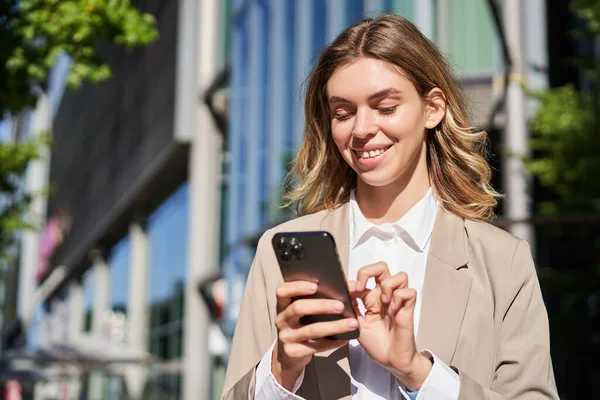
{"left": 355, "top": 170, "right": 399, "bottom": 188}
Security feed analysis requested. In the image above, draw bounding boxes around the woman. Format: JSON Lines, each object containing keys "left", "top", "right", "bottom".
{"left": 222, "top": 14, "right": 558, "bottom": 400}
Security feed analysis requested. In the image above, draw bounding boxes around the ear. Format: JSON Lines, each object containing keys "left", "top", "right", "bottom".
{"left": 423, "top": 88, "right": 446, "bottom": 129}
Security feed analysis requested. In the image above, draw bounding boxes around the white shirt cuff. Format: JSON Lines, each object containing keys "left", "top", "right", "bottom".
{"left": 398, "top": 350, "right": 460, "bottom": 400}
{"left": 254, "top": 341, "right": 305, "bottom": 399}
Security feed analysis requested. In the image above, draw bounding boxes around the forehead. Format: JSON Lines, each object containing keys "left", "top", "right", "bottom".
{"left": 326, "top": 57, "right": 416, "bottom": 97}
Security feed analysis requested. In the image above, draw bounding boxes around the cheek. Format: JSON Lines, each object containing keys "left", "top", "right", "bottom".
{"left": 382, "top": 109, "right": 426, "bottom": 139}
{"left": 331, "top": 125, "right": 352, "bottom": 150}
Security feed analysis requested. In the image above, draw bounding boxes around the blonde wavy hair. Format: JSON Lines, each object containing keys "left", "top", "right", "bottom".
{"left": 283, "top": 13, "right": 501, "bottom": 221}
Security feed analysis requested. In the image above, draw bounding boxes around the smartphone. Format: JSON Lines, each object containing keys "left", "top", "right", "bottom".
{"left": 271, "top": 231, "right": 359, "bottom": 340}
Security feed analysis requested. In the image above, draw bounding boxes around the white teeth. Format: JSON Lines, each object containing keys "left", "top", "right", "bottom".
{"left": 358, "top": 148, "right": 387, "bottom": 159}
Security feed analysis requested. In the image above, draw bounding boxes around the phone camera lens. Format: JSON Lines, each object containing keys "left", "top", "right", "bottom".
{"left": 290, "top": 239, "right": 302, "bottom": 255}
{"left": 277, "top": 236, "right": 288, "bottom": 250}
{"left": 281, "top": 250, "right": 292, "bottom": 261}
{"left": 289, "top": 238, "right": 304, "bottom": 260}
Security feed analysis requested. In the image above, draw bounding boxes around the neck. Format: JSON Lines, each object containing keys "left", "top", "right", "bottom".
{"left": 355, "top": 145, "right": 430, "bottom": 224}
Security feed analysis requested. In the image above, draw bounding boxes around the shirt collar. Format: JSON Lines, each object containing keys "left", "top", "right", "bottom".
{"left": 349, "top": 187, "right": 439, "bottom": 252}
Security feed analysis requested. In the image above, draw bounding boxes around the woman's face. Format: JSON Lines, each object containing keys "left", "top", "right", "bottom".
{"left": 326, "top": 57, "right": 444, "bottom": 188}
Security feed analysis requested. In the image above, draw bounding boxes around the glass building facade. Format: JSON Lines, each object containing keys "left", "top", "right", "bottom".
{"left": 109, "top": 236, "right": 131, "bottom": 317}
{"left": 34, "top": 182, "right": 191, "bottom": 400}
{"left": 83, "top": 267, "right": 95, "bottom": 333}
{"left": 446, "top": 0, "right": 499, "bottom": 75}
{"left": 144, "top": 182, "right": 190, "bottom": 400}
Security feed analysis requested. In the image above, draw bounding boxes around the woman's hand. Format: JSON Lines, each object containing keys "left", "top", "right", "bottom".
{"left": 272, "top": 280, "right": 359, "bottom": 391}
{"left": 349, "top": 262, "right": 432, "bottom": 391}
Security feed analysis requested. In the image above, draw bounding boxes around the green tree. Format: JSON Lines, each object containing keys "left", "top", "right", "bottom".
{"left": 0, "top": 0, "right": 158, "bottom": 113}
{"left": 526, "top": 0, "right": 600, "bottom": 392}
{"left": 0, "top": 134, "right": 49, "bottom": 260}
{"left": 528, "top": 1, "right": 600, "bottom": 215}
{"left": 0, "top": 0, "right": 158, "bottom": 260}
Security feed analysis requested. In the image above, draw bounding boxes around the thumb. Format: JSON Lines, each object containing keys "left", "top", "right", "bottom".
{"left": 390, "top": 288, "right": 417, "bottom": 325}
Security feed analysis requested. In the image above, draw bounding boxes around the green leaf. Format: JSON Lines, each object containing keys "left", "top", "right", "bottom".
{"left": 0, "top": 0, "right": 158, "bottom": 115}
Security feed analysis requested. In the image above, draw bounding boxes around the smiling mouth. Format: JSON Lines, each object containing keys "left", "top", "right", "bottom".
{"left": 353, "top": 146, "right": 392, "bottom": 159}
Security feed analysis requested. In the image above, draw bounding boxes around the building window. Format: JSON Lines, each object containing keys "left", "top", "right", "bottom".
{"left": 390, "top": 0, "right": 414, "bottom": 22}
{"left": 347, "top": 0, "right": 365, "bottom": 23}
{"left": 445, "top": 0, "right": 499, "bottom": 76}
{"left": 83, "top": 268, "right": 94, "bottom": 332}
{"left": 108, "top": 236, "right": 130, "bottom": 344}
{"left": 145, "top": 182, "right": 189, "bottom": 400}
{"left": 26, "top": 306, "right": 43, "bottom": 349}
{"left": 109, "top": 237, "right": 130, "bottom": 315}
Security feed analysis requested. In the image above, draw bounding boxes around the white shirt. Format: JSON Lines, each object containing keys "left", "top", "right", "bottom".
{"left": 254, "top": 188, "right": 460, "bottom": 399}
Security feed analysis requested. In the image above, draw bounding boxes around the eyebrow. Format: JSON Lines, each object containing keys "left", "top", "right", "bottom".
{"left": 327, "top": 88, "right": 403, "bottom": 104}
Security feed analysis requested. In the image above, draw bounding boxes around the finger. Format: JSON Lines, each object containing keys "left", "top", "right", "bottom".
{"left": 356, "top": 261, "right": 391, "bottom": 291}
{"left": 380, "top": 272, "right": 409, "bottom": 304}
{"left": 362, "top": 286, "right": 383, "bottom": 312}
{"left": 277, "top": 298, "right": 346, "bottom": 329}
{"left": 281, "top": 339, "right": 349, "bottom": 360}
{"left": 349, "top": 280, "right": 385, "bottom": 314}
{"left": 349, "top": 280, "right": 380, "bottom": 307}
{"left": 347, "top": 280, "right": 368, "bottom": 298}
{"left": 351, "top": 296, "right": 361, "bottom": 315}
{"left": 303, "top": 339, "right": 349, "bottom": 353}
{"left": 276, "top": 281, "right": 318, "bottom": 310}
{"left": 282, "top": 318, "right": 359, "bottom": 343}
{"left": 347, "top": 280, "right": 356, "bottom": 292}
{"left": 390, "top": 288, "right": 417, "bottom": 317}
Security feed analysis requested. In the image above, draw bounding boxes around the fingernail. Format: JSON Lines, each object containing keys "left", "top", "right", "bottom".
{"left": 309, "top": 283, "right": 318, "bottom": 291}
{"left": 381, "top": 293, "right": 389, "bottom": 303}
{"left": 348, "top": 319, "right": 358, "bottom": 328}
{"left": 333, "top": 302, "right": 344, "bottom": 311}
{"left": 355, "top": 282, "right": 362, "bottom": 291}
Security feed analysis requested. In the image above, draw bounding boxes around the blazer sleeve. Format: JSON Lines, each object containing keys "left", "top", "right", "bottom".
{"left": 221, "top": 231, "right": 277, "bottom": 400}
{"left": 456, "top": 240, "right": 559, "bottom": 399}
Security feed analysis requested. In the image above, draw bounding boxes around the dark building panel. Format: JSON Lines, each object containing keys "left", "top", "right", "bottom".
{"left": 545, "top": 0, "right": 577, "bottom": 88}
{"left": 47, "top": 0, "right": 186, "bottom": 278}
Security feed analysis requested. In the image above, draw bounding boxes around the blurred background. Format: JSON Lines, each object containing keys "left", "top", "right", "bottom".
{"left": 0, "top": 0, "right": 598, "bottom": 399}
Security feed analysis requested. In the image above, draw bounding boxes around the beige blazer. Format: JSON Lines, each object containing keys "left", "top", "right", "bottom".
{"left": 221, "top": 204, "right": 559, "bottom": 399}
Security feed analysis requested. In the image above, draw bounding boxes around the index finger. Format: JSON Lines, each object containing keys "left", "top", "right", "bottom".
{"left": 356, "top": 261, "right": 391, "bottom": 291}
{"left": 276, "top": 281, "right": 318, "bottom": 310}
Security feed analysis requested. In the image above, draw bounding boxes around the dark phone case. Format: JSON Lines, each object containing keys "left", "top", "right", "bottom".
{"left": 272, "top": 231, "right": 359, "bottom": 340}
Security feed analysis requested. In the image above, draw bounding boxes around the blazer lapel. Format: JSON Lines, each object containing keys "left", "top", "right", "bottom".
{"left": 416, "top": 208, "right": 472, "bottom": 364}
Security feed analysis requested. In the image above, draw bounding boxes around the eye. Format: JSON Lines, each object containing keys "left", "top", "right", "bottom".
{"left": 332, "top": 109, "right": 354, "bottom": 122}
{"left": 377, "top": 106, "right": 398, "bottom": 116}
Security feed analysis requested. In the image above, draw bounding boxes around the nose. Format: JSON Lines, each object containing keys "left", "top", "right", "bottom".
{"left": 352, "top": 107, "right": 377, "bottom": 138}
